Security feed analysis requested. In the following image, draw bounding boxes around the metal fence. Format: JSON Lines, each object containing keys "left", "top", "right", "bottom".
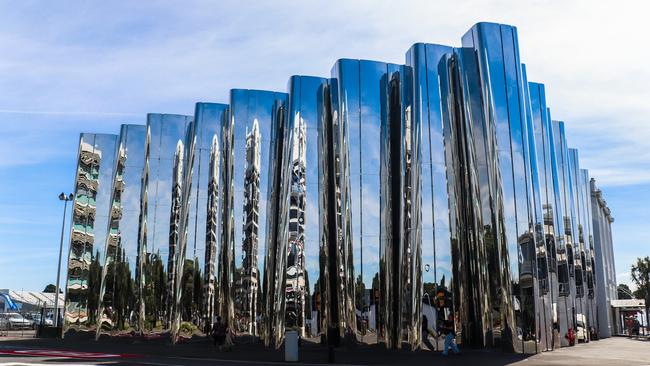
{"left": 0, "top": 308, "right": 59, "bottom": 338}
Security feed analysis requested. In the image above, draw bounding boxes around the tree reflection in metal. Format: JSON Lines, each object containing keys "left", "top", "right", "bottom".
{"left": 63, "top": 21, "right": 615, "bottom": 353}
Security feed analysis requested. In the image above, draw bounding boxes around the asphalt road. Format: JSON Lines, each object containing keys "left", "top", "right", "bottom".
{"left": 0, "top": 336, "right": 647, "bottom": 365}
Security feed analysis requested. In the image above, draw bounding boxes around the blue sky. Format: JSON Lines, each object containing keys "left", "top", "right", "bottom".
{"left": 0, "top": 0, "right": 648, "bottom": 292}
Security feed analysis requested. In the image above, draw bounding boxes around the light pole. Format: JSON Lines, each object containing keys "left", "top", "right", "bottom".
{"left": 54, "top": 192, "right": 73, "bottom": 328}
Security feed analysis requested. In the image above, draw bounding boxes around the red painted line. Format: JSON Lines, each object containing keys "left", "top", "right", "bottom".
{"left": 0, "top": 349, "right": 141, "bottom": 359}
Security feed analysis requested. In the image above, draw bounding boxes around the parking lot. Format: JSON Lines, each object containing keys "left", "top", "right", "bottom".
{"left": 0, "top": 329, "right": 37, "bottom": 339}
{"left": 0, "top": 311, "right": 55, "bottom": 340}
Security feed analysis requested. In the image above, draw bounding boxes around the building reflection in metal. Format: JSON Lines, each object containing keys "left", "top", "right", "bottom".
{"left": 63, "top": 20, "right": 616, "bottom": 354}
{"left": 170, "top": 103, "right": 230, "bottom": 342}
{"left": 262, "top": 92, "right": 291, "bottom": 347}
{"left": 285, "top": 76, "right": 329, "bottom": 339}
{"left": 568, "top": 148, "right": 593, "bottom": 340}
{"left": 96, "top": 125, "right": 146, "bottom": 338}
{"left": 551, "top": 120, "right": 579, "bottom": 346}
{"left": 568, "top": 149, "right": 586, "bottom": 322}
{"left": 64, "top": 133, "right": 118, "bottom": 335}
{"left": 544, "top": 114, "right": 572, "bottom": 345}
{"left": 579, "top": 169, "right": 597, "bottom": 331}
{"left": 528, "top": 83, "right": 562, "bottom": 350}
{"left": 579, "top": 168, "right": 597, "bottom": 332}
{"left": 522, "top": 65, "right": 552, "bottom": 352}
{"left": 226, "top": 90, "right": 288, "bottom": 345}
{"left": 138, "top": 114, "right": 192, "bottom": 337}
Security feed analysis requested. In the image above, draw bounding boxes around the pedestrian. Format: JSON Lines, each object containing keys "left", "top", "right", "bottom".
{"left": 421, "top": 315, "right": 436, "bottom": 351}
{"left": 441, "top": 317, "right": 459, "bottom": 356}
{"left": 566, "top": 327, "right": 575, "bottom": 346}
{"left": 212, "top": 316, "right": 227, "bottom": 351}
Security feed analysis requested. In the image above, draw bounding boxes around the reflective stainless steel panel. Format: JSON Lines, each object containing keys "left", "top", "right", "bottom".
{"left": 96, "top": 125, "right": 146, "bottom": 338}
{"left": 580, "top": 169, "right": 597, "bottom": 335}
{"left": 64, "top": 133, "right": 118, "bottom": 336}
{"left": 406, "top": 43, "right": 456, "bottom": 351}
{"left": 382, "top": 62, "right": 419, "bottom": 349}
{"left": 263, "top": 92, "right": 290, "bottom": 347}
{"left": 544, "top": 112, "right": 571, "bottom": 345}
{"left": 551, "top": 120, "right": 577, "bottom": 346}
{"left": 522, "top": 67, "right": 552, "bottom": 352}
{"left": 327, "top": 59, "right": 361, "bottom": 345}
{"left": 318, "top": 73, "right": 352, "bottom": 347}
{"left": 286, "top": 76, "right": 329, "bottom": 340}
{"left": 61, "top": 19, "right": 611, "bottom": 354}
{"left": 463, "top": 22, "right": 539, "bottom": 353}
{"left": 227, "top": 90, "right": 287, "bottom": 345}
{"left": 568, "top": 148, "right": 587, "bottom": 338}
{"left": 329, "top": 58, "right": 420, "bottom": 349}
{"left": 461, "top": 28, "right": 514, "bottom": 351}
{"left": 439, "top": 47, "right": 493, "bottom": 348}
{"left": 170, "top": 103, "right": 229, "bottom": 342}
{"left": 529, "top": 83, "right": 561, "bottom": 350}
{"left": 138, "top": 113, "right": 192, "bottom": 338}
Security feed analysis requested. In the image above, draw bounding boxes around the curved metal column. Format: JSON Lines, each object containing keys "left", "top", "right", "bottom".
{"left": 96, "top": 125, "right": 146, "bottom": 339}
{"left": 64, "top": 133, "right": 118, "bottom": 337}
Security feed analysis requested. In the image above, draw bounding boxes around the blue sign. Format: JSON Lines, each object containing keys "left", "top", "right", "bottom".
{"left": 0, "top": 293, "right": 18, "bottom": 310}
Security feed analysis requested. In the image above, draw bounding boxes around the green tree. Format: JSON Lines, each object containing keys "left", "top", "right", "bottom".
{"left": 617, "top": 283, "right": 633, "bottom": 299}
{"left": 631, "top": 256, "right": 650, "bottom": 325}
{"left": 180, "top": 259, "right": 195, "bottom": 322}
{"left": 87, "top": 250, "right": 102, "bottom": 323}
{"left": 43, "top": 284, "right": 62, "bottom": 293}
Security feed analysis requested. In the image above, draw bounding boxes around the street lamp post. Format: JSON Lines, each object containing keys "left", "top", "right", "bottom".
{"left": 54, "top": 192, "right": 73, "bottom": 329}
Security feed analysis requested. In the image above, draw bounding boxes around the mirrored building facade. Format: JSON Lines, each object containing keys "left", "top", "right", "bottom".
{"left": 65, "top": 133, "right": 118, "bottom": 332}
{"left": 64, "top": 21, "right": 617, "bottom": 352}
{"left": 96, "top": 125, "right": 145, "bottom": 337}
{"left": 591, "top": 178, "right": 617, "bottom": 338}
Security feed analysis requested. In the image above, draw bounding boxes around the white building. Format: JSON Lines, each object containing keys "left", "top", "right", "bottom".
{"left": 590, "top": 178, "right": 617, "bottom": 338}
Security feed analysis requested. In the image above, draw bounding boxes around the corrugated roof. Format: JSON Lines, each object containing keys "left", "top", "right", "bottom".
{"left": 4, "top": 290, "right": 64, "bottom": 308}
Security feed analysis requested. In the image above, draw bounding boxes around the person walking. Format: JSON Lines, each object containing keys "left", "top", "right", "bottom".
{"left": 421, "top": 315, "right": 436, "bottom": 351}
{"left": 212, "top": 316, "right": 227, "bottom": 351}
{"left": 441, "top": 317, "right": 459, "bottom": 356}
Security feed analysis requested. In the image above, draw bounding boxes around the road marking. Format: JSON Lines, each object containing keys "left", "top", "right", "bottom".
{"left": 0, "top": 364, "right": 98, "bottom": 366}
{"left": 0, "top": 349, "right": 138, "bottom": 359}
{"left": 169, "top": 356, "right": 362, "bottom": 366}
{"left": 122, "top": 362, "right": 186, "bottom": 366}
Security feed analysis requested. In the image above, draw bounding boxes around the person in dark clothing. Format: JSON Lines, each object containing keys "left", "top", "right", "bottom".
{"left": 421, "top": 315, "right": 436, "bottom": 351}
{"left": 212, "top": 316, "right": 227, "bottom": 351}
{"left": 441, "top": 317, "right": 459, "bottom": 356}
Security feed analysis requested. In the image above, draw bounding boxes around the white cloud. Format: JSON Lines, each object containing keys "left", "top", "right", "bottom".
{"left": 1, "top": 0, "right": 648, "bottom": 185}
{"left": 1, "top": 0, "right": 649, "bottom": 289}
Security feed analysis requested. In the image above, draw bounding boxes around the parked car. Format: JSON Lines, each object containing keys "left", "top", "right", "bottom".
{"left": 28, "top": 313, "right": 53, "bottom": 328}
{"left": 0, "top": 313, "right": 33, "bottom": 330}
{"left": 576, "top": 314, "right": 587, "bottom": 343}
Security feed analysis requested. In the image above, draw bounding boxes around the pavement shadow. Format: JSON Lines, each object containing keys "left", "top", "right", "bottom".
{"left": 0, "top": 335, "right": 535, "bottom": 365}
